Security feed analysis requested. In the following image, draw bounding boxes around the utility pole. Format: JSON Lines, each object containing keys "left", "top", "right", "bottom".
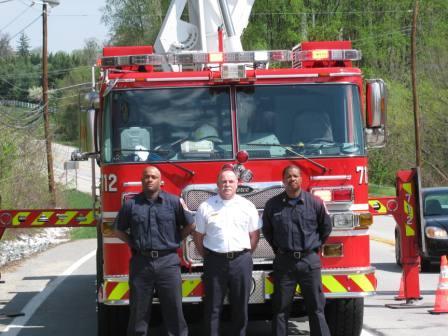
{"left": 411, "top": 0, "right": 421, "bottom": 169}
{"left": 41, "top": 0, "right": 59, "bottom": 206}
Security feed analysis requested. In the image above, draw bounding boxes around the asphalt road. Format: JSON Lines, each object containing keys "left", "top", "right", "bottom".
{"left": 1, "top": 216, "right": 447, "bottom": 336}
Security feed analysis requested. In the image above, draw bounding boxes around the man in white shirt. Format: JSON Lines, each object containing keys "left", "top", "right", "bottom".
{"left": 193, "top": 168, "right": 261, "bottom": 336}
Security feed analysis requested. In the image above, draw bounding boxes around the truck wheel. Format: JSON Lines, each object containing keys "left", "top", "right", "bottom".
{"left": 324, "top": 298, "right": 363, "bottom": 336}
{"left": 97, "top": 303, "right": 129, "bottom": 336}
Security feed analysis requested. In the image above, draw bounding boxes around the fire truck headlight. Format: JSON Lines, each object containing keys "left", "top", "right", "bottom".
{"left": 425, "top": 226, "right": 448, "bottom": 239}
{"left": 357, "top": 212, "right": 373, "bottom": 228}
{"left": 332, "top": 213, "right": 355, "bottom": 228}
{"left": 322, "top": 243, "right": 343, "bottom": 257}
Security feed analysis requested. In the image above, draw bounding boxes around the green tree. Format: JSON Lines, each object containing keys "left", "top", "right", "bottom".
{"left": 102, "top": 0, "right": 170, "bottom": 46}
{"left": 16, "top": 32, "right": 31, "bottom": 57}
{"left": 0, "top": 33, "right": 14, "bottom": 58}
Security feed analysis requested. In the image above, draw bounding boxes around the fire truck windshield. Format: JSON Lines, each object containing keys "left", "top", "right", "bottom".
{"left": 102, "top": 87, "right": 232, "bottom": 163}
{"left": 236, "top": 84, "right": 364, "bottom": 158}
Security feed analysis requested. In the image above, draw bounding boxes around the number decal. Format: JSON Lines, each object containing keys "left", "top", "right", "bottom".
{"left": 102, "top": 174, "right": 118, "bottom": 192}
{"left": 356, "top": 166, "right": 368, "bottom": 185}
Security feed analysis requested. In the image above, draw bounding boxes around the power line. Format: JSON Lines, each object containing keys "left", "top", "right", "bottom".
{"left": 0, "top": 1, "right": 32, "bottom": 32}
{"left": 7, "top": 13, "right": 41, "bottom": 43}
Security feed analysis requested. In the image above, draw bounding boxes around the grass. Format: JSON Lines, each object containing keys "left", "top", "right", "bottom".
{"left": 61, "top": 189, "right": 98, "bottom": 240}
{"left": 369, "top": 184, "right": 396, "bottom": 197}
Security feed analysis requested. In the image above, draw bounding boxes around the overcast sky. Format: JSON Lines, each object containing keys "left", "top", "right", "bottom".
{"left": 0, "top": 0, "right": 109, "bottom": 53}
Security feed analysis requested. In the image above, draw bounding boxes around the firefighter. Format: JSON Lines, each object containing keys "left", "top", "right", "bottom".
{"left": 262, "top": 165, "right": 332, "bottom": 336}
{"left": 113, "top": 166, "right": 195, "bottom": 336}
{"left": 193, "top": 167, "right": 261, "bottom": 336}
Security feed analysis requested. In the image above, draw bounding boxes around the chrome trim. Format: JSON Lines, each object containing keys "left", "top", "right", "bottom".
{"left": 182, "top": 181, "right": 284, "bottom": 195}
{"left": 104, "top": 276, "right": 129, "bottom": 281}
{"left": 321, "top": 266, "right": 375, "bottom": 275}
{"left": 330, "top": 229, "right": 369, "bottom": 236}
{"left": 310, "top": 175, "right": 352, "bottom": 181}
{"left": 123, "top": 181, "right": 140, "bottom": 187}
{"left": 102, "top": 211, "right": 118, "bottom": 219}
{"left": 350, "top": 203, "right": 369, "bottom": 211}
{"left": 145, "top": 76, "right": 210, "bottom": 82}
{"left": 103, "top": 299, "right": 129, "bottom": 306}
{"left": 329, "top": 72, "right": 362, "bottom": 77}
{"left": 103, "top": 237, "right": 125, "bottom": 244}
{"left": 255, "top": 74, "right": 319, "bottom": 79}
{"left": 324, "top": 291, "right": 375, "bottom": 298}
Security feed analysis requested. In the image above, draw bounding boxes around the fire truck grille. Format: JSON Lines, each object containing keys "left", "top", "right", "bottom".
{"left": 184, "top": 186, "right": 284, "bottom": 211}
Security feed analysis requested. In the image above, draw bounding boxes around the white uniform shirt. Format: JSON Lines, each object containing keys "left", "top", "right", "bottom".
{"left": 195, "top": 194, "right": 261, "bottom": 253}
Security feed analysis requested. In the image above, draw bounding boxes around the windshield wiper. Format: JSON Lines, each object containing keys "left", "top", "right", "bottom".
{"left": 115, "top": 148, "right": 195, "bottom": 176}
{"left": 246, "top": 143, "right": 329, "bottom": 173}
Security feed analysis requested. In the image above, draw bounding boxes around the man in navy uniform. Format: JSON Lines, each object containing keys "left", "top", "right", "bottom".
{"left": 193, "top": 167, "right": 261, "bottom": 336}
{"left": 262, "top": 165, "right": 332, "bottom": 336}
{"left": 114, "top": 166, "right": 195, "bottom": 336}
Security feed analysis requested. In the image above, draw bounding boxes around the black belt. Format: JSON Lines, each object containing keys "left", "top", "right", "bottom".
{"left": 134, "top": 249, "right": 176, "bottom": 258}
{"left": 277, "top": 248, "right": 314, "bottom": 260}
{"left": 205, "top": 248, "right": 249, "bottom": 260}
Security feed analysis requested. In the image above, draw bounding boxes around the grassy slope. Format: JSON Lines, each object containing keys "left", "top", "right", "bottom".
{"left": 62, "top": 190, "right": 97, "bottom": 239}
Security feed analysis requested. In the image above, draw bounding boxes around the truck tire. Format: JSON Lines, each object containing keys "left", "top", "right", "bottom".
{"left": 97, "top": 303, "right": 129, "bottom": 336}
{"left": 324, "top": 298, "right": 363, "bottom": 336}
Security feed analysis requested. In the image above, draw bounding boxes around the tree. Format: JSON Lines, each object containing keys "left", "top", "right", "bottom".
{"left": 0, "top": 33, "right": 14, "bottom": 58}
{"left": 102, "top": 0, "right": 170, "bottom": 46}
{"left": 17, "top": 32, "right": 31, "bottom": 57}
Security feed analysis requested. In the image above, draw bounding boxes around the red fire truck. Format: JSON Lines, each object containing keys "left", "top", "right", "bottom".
{"left": 0, "top": 1, "right": 389, "bottom": 335}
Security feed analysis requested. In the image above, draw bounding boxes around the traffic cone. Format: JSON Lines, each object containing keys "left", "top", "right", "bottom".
{"left": 429, "top": 255, "right": 448, "bottom": 314}
{"left": 394, "top": 274, "right": 405, "bottom": 300}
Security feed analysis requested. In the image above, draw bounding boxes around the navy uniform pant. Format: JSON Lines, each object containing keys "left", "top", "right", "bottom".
{"left": 127, "top": 253, "right": 188, "bottom": 336}
{"left": 203, "top": 251, "right": 253, "bottom": 336}
{"left": 272, "top": 253, "right": 330, "bottom": 336}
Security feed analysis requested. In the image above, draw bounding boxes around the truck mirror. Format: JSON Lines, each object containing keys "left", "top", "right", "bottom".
{"left": 79, "top": 108, "right": 96, "bottom": 153}
{"left": 365, "top": 79, "right": 387, "bottom": 148}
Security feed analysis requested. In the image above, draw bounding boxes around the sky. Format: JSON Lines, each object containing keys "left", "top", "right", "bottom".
{"left": 0, "top": 0, "right": 109, "bottom": 53}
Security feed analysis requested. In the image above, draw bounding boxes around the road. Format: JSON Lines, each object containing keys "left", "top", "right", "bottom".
{"left": 1, "top": 217, "right": 447, "bottom": 336}
{"left": 51, "top": 143, "right": 100, "bottom": 194}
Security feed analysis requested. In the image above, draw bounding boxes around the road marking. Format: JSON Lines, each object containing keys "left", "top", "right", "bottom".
{"left": 361, "top": 329, "right": 376, "bottom": 336}
{"left": 2, "top": 249, "right": 96, "bottom": 335}
{"left": 371, "top": 235, "right": 395, "bottom": 246}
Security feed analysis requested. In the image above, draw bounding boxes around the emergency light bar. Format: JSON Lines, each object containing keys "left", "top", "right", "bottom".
{"left": 294, "top": 49, "right": 361, "bottom": 62}
{"left": 100, "top": 49, "right": 360, "bottom": 68}
{"left": 101, "top": 51, "right": 291, "bottom": 67}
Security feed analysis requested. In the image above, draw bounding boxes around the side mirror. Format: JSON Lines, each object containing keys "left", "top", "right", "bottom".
{"left": 365, "top": 79, "right": 387, "bottom": 148}
{"left": 79, "top": 108, "right": 96, "bottom": 153}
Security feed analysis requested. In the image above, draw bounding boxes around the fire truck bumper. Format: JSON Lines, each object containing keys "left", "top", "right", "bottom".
{"left": 99, "top": 267, "right": 376, "bottom": 305}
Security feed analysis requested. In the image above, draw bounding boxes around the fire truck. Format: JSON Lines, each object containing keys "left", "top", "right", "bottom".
{"left": 0, "top": 1, "right": 388, "bottom": 335}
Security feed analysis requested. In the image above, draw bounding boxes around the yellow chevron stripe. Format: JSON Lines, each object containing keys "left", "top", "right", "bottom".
{"left": 368, "top": 200, "right": 387, "bottom": 214}
{"left": 402, "top": 182, "right": 412, "bottom": 194}
{"left": 265, "top": 277, "right": 274, "bottom": 295}
{"left": 182, "top": 279, "right": 201, "bottom": 297}
{"left": 56, "top": 211, "right": 78, "bottom": 225}
{"left": 32, "top": 211, "right": 54, "bottom": 226}
{"left": 405, "top": 225, "right": 415, "bottom": 236}
{"left": 322, "top": 275, "right": 347, "bottom": 293}
{"left": 295, "top": 284, "right": 302, "bottom": 294}
{"left": 108, "top": 282, "right": 129, "bottom": 301}
{"left": 349, "top": 274, "right": 375, "bottom": 292}
{"left": 12, "top": 212, "right": 31, "bottom": 226}
{"left": 79, "top": 211, "right": 95, "bottom": 225}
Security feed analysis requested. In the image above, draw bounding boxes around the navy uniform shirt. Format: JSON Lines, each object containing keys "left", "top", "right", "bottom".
{"left": 114, "top": 191, "right": 193, "bottom": 251}
{"left": 262, "top": 191, "right": 332, "bottom": 253}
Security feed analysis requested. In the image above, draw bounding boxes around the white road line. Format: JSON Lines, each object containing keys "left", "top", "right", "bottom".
{"left": 2, "top": 249, "right": 96, "bottom": 335}
{"left": 361, "top": 328, "right": 376, "bottom": 336}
